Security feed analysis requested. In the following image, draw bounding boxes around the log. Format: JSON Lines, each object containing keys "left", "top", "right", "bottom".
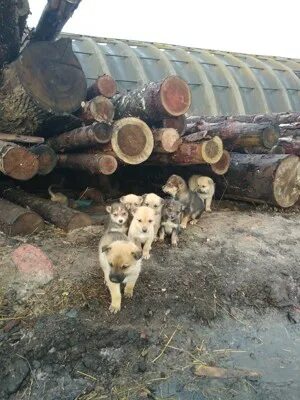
{"left": 214, "top": 153, "right": 300, "bottom": 208}
{"left": 0, "top": 187, "right": 92, "bottom": 232}
{"left": 271, "top": 138, "right": 300, "bottom": 156}
{"left": 79, "top": 96, "right": 115, "bottom": 124}
{"left": 0, "top": 38, "right": 87, "bottom": 136}
{"left": 187, "top": 112, "right": 300, "bottom": 125}
{"left": 0, "top": 140, "right": 38, "bottom": 180}
{"left": 31, "top": 0, "right": 82, "bottom": 42}
{"left": 86, "top": 74, "right": 117, "bottom": 100}
{"left": 30, "top": 144, "right": 58, "bottom": 175}
{"left": 0, "top": 198, "right": 44, "bottom": 236}
{"left": 113, "top": 76, "right": 191, "bottom": 122}
{"left": 154, "top": 115, "right": 187, "bottom": 135}
{"left": 184, "top": 121, "right": 279, "bottom": 149}
{"left": 153, "top": 128, "right": 181, "bottom": 153}
{"left": 211, "top": 150, "right": 231, "bottom": 175}
{"left": 58, "top": 153, "right": 118, "bottom": 175}
{"left": 47, "top": 123, "right": 112, "bottom": 152}
{"left": 110, "top": 117, "right": 154, "bottom": 164}
{"left": 280, "top": 123, "right": 300, "bottom": 138}
{"left": 0, "top": 133, "right": 44, "bottom": 145}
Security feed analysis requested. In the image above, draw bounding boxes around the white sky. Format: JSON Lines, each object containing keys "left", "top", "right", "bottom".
{"left": 28, "top": 0, "right": 300, "bottom": 59}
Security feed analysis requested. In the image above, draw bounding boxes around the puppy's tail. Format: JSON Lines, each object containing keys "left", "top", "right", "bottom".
{"left": 48, "top": 185, "right": 55, "bottom": 198}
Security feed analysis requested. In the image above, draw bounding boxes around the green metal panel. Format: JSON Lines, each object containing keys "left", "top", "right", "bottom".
{"left": 62, "top": 33, "right": 300, "bottom": 116}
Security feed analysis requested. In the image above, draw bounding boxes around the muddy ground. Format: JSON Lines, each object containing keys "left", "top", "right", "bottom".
{"left": 0, "top": 201, "right": 300, "bottom": 400}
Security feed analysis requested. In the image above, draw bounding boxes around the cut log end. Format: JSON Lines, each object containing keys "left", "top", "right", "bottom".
{"left": 93, "top": 123, "right": 112, "bottom": 144}
{"left": 99, "top": 155, "right": 118, "bottom": 175}
{"left": 160, "top": 76, "right": 191, "bottom": 116}
{"left": 162, "top": 115, "right": 187, "bottom": 134}
{"left": 81, "top": 96, "right": 115, "bottom": 123}
{"left": 202, "top": 136, "right": 224, "bottom": 164}
{"left": 273, "top": 155, "right": 300, "bottom": 208}
{"left": 30, "top": 144, "right": 58, "bottom": 175}
{"left": 3, "top": 147, "right": 39, "bottom": 180}
{"left": 111, "top": 118, "right": 154, "bottom": 164}
{"left": 89, "top": 74, "right": 117, "bottom": 99}
{"left": 262, "top": 126, "right": 280, "bottom": 149}
{"left": 153, "top": 128, "right": 181, "bottom": 153}
{"left": 211, "top": 150, "right": 231, "bottom": 175}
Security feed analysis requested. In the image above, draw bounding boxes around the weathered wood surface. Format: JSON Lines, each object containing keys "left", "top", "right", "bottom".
{"left": 86, "top": 74, "right": 117, "bottom": 100}
{"left": 153, "top": 115, "right": 187, "bottom": 135}
{"left": 58, "top": 153, "right": 118, "bottom": 175}
{"left": 79, "top": 96, "right": 115, "bottom": 124}
{"left": 0, "top": 133, "right": 44, "bottom": 144}
{"left": 0, "top": 187, "right": 92, "bottom": 232}
{"left": 0, "top": 39, "right": 86, "bottom": 136}
{"left": 211, "top": 150, "right": 231, "bottom": 175}
{"left": 271, "top": 138, "right": 300, "bottom": 156}
{"left": 0, "top": 198, "right": 44, "bottom": 236}
{"left": 113, "top": 76, "right": 191, "bottom": 122}
{"left": 30, "top": 144, "right": 58, "bottom": 175}
{"left": 187, "top": 112, "right": 300, "bottom": 125}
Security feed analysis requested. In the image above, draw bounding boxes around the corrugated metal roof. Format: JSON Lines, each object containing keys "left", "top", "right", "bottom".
{"left": 61, "top": 33, "right": 300, "bottom": 116}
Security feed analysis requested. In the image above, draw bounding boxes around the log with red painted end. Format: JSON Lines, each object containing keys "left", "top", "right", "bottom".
{"left": 47, "top": 123, "right": 112, "bottom": 152}
{"left": 86, "top": 74, "right": 117, "bottom": 100}
{"left": 30, "top": 144, "right": 58, "bottom": 175}
{"left": 153, "top": 128, "right": 182, "bottom": 153}
{"left": 113, "top": 76, "right": 191, "bottom": 122}
{"left": 79, "top": 96, "right": 115, "bottom": 124}
{"left": 0, "top": 187, "right": 92, "bottom": 232}
{"left": 0, "top": 140, "right": 39, "bottom": 180}
{"left": 211, "top": 150, "right": 231, "bottom": 175}
{"left": 0, "top": 198, "right": 44, "bottom": 236}
{"left": 111, "top": 117, "right": 154, "bottom": 164}
{"left": 58, "top": 153, "right": 118, "bottom": 175}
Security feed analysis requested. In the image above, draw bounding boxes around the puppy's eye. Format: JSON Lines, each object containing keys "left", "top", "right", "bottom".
{"left": 138, "top": 219, "right": 142, "bottom": 222}
{"left": 122, "top": 212, "right": 127, "bottom": 216}
{"left": 145, "top": 203, "right": 149, "bottom": 206}
{"left": 149, "top": 219, "right": 153, "bottom": 223}
{"left": 154, "top": 204, "right": 158, "bottom": 208}
{"left": 122, "top": 264, "right": 129, "bottom": 269}
{"left": 113, "top": 213, "right": 118, "bottom": 216}
{"left": 135, "top": 203, "right": 138, "bottom": 206}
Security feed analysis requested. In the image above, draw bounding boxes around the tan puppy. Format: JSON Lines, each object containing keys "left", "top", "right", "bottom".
{"left": 48, "top": 185, "right": 68, "bottom": 207}
{"left": 188, "top": 175, "right": 215, "bottom": 212}
{"left": 99, "top": 232, "right": 142, "bottom": 313}
{"left": 128, "top": 206, "right": 155, "bottom": 260}
{"left": 142, "top": 193, "right": 164, "bottom": 239}
{"left": 105, "top": 202, "right": 129, "bottom": 234}
{"left": 120, "top": 194, "right": 143, "bottom": 215}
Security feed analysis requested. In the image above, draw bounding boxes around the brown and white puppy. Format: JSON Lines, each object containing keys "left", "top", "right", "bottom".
{"left": 120, "top": 194, "right": 143, "bottom": 216}
{"left": 105, "top": 202, "right": 129, "bottom": 234}
{"left": 142, "top": 193, "right": 164, "bottom": 239}
{"left": 159, "top": 199, "right": 183, "bottom": 246}
{"left": 48, "top": 185, "right": 68, "bottom": 207}
{"left": 99, "top": 232, "right": 142, "bottom": 313}
{"left": 188, "top": 175, "right": 215, "bottom": 212}
{"left": 162, "top": 174, "right": 204, "bottom": 229}
{"left": 128, "top": 206, "right": 155, "bottom": 260}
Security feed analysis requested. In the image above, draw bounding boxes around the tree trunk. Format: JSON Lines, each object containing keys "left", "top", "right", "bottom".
{"left": 211, "top": 150, "right": 231, "bottom": 175}
{"left": 0, "top": 140, "right": 38, "bottom": 180}
{"left": 271, "top": 138, "right": 300, "bottom": 156}
{"left": 280, "top": 123, "right": 300, "bottom": 138}
{"left": 0, "top": 133, "right": 44, "bottom": 145}
{"left": 0, "top": 198, "right": 44, "bottom": 236}
{"left": 0, "top": 187, "right": 92, "bottom": 232}
{"left": 30, "top": 144, "right": 58, "bottom": 175}
{"left": 86, "top": 74, "right": 117, "bottom": 100}
{"left": 153, "top": 115, "right": 187, "bottom": 135}
{"left": 214, "top": 153, "right": 300, "bottom": 208}
{"left": 0, "top": 38, "right": 86, "bottom": 136}
{"left": 30, "top": 0, "right": 82, "bottom": 42}
{"left": 187, "top": 112, "right": 300, "bottom": 125}
{"left": 47, "top": 123, "right": 112, "bottom": 152}
{"left": 79, "top": 96, "right": 115, "bottom": 124}
{"left": 113, "top": 76, "right": 191, "bottom": 122}
{"left": 110, "top": 117, "right": 154, "bottom": 164}
{"left": 58, "top": 153, "right": 118, "bottom": 175}
{"left": 153, "top": 128, "right": 181, "bottom": 153}
{"left": 184, "top": 121, "right": 279, "bottom": 150}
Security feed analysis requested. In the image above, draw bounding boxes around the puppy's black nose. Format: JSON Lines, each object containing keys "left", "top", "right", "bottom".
{"left": 118, "top": 219, "right": 124, "bottom": 224}
{"left": 142, "top": 227, "right": 148, "bottom": 233}
{"left": 109, "top": 273, "right": 125, "bottom": 284}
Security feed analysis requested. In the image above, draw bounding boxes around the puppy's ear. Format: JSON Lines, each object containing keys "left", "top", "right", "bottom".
{"left": 106, "top": 205, "right": 111, "bottom": 213}
{"left": 160, "top": 198, "right": 165, "bottom": 205}
{"left": 132, "top": 250, "right": 142, "bottom": 260}
{"left": 138, "top": 196, "right": 144, "bottom": 205}
{"left": 102, "top": 245, "right": 111, "bottom": 253}
{"left": 120, "top": 196, "right": 126, "bottom": 204}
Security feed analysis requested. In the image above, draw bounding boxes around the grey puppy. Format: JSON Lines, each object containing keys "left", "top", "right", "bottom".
{"left": 162, "top": 174, "right": 205, "bottom": 229}
{"left": 105, "top": 202, "right": 129, "bottom": 234}
{"left": 159, "top": 199, "right": 183, "bottom": 246}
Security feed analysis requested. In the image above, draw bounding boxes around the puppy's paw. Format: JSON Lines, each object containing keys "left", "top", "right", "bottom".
{"left": 124, "top": 289, "right": 133, "bottom": 298}
{"left": 143, "top": 252, "right": 150, "bottom": 260}
{"left": 180, "top": 223, "right": 187, "bottom": 229}
{"left": 109, "top": 303, "right": 121, "bottom": 314}
{"left": 190, "top": 219, "right": 198, "bottom": 225}
{"left": 206, "top": 208, "right": 212, "bottom": 212}
{"left": 171, "top": 239, "right": 178, "bottom": 247}
{"left": 153, "top": 237, "right": 158, "bottom": 242}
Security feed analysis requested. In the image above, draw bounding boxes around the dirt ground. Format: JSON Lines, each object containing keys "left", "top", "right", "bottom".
{"left": 0, "top": 201, "right": 300, "bottom": 400}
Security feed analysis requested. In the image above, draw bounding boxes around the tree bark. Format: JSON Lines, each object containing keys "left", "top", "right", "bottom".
{"left": 113, "top": 76, "right": 191, "bottom": 122}
{"left": 187, "top": 112, "right": 300, "bottom": 125}
{"left": 0, "top": 133, "right": 44, "bottom": 144}
{"left": 0, "top": 140, "right": 38, "bottom": 180}
{"left": 79, "top": 96, "right": 115, "bottom": 124}
{"left": 271, "top": 138, "right": 300, "bottom": 156}
{"left": 0, "top": 38, "right": 86, "bottom": 136}
{"left": 47, "top": 123, "right": 112, "bottom": 152}
{"left": 214, "top": 153, "right": 300, "bottom": 208}
{"left": 153, "top": 128, "right": 181, "bottom": 153}
{"left": 0, "top": 198, "right": 44, "bottom": 236}
{"left": 58, "top": 153, "right": 118, "bottom": 175}
{"left": 0, "top": 186, "right": 92, "bottom": 232}
{"left": 86, "top": 74, "right": 117, "bottom": 100}
{"left": 30, "top": 144, "right": 58, "bottom": 175}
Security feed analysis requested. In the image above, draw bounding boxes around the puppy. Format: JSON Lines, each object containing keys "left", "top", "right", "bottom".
{"left": 142, "top": 193, "right": 164, "bottom": 239}
{"left": 162, "top": 174, "right": 204, "bottom": 229}
{"left": 120, "top": 194, "right": 143, "bottom": 216}
{"left": 188, "top": 175, "right": 215, "bottom": 212}
{"left": 128, "top": 206, "right": 155, "bottom": 259}
{"left": 105, "top": 202, "right": 129, "bottom": 234}
{"left": 159, "top": 199, "right": 183, "bottom": 246}
{"left": 48, "top": 185, "right": 68, "bottom": 206}
{"left": 99, "top": 232, "right": 142, "bottom": 313}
